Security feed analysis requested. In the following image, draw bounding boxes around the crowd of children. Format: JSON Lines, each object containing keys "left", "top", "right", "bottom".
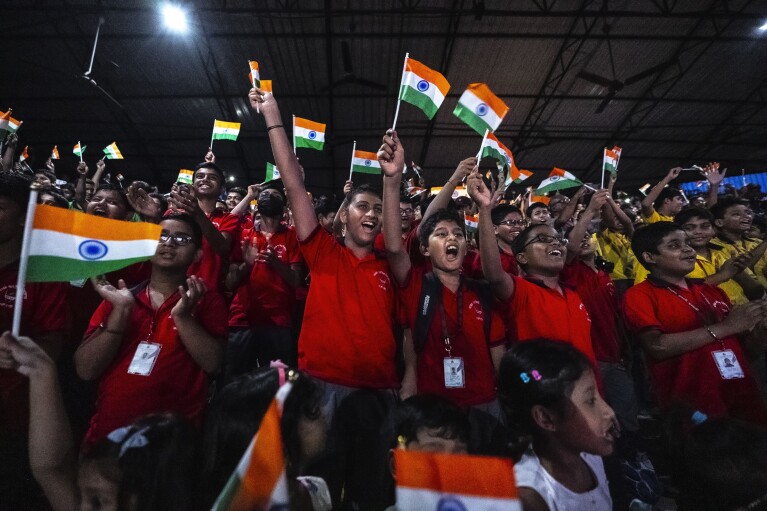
{"left": 1, "top": 87, "right": 767, "bottom": 511}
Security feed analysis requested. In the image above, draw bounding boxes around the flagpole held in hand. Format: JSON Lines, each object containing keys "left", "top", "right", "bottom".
{"left": 348, "top": 141, "right": 357, "bottom": 182}
{"left": 292, "top": 115, "right": 296, "bottom": 154}
{"left": 600, "top": 148, "right": 606, "bottom": 190}
{"left": 250, "top": 61, "right": 260, "bottom": 114}
{"left": 12, "top": 187, "right": 39, "bottom": 336}
{"left": 210, "top": 120, "right": 215, "bottom": 152}
{"left": 476, "top": 129, "right": 489, "bottom": 161}
{"left": 391, "top": 53, "right": 410, "bottom": 131}
{"left": 78, "top": 140, "right": 83, "bottom": 163}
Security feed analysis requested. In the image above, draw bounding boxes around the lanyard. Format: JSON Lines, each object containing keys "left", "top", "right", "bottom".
{"left": 664, "top": 285, "right": 725, "bottom": 347}
{"left": 439, "top": 283, "right": 464, "bottom": 357}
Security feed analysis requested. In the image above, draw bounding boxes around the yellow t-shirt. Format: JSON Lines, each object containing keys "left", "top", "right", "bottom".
{"left": 642, "top": 209, "right": 674, "bottom": 224}
{"left": 597, "top": 229, "right": 636, "bottom": 281}
{"left": 712, "top": 236, "right": 767, "bottom": 289}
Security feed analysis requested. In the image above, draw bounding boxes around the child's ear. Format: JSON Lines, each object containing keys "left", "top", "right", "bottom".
{"left": 531, "top": 405, "right": 558, "bottom": 433}
{"left": 339, "top": 207, "right": 349, "bottom": 225}
{"left": 420, "top": 244, "right": 430, "bottom": 257}
{"left": 516, "top": 252, "right": 528, "bottom": 266}
{"left": 714, "top": 218, "right": 724, "bottom": 229}
{"left": 641, "top": 251, "right": 656, "bottom": 267}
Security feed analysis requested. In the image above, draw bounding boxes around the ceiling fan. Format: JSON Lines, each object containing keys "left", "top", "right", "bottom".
{"left": 78, "top": 17, "right": 125, "bottom": 110}
{"left": 321, "top": 40, "right": 387, "bottom": 92}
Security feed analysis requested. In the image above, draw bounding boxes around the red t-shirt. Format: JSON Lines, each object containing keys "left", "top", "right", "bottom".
{"left": 298, "top": 226, "right": 398, "bottom": 389}
{"left": 503, "top": 275, "right": 596, "bottom": 365}
{"left": 561, "top": 260, "right": 622, "bottom": 364}
{"left": 0, "top": 262, "right": 71, "bottom": 434}
{"left": 231, "top": 225, "right": 304, "bottom": 328}
{"left": 398, "top": 268, "right": 505, "bottom": 406}
{"left": 83, "top": 283, "right": 228, "bottom": 444}
{"left": 471, "top": 248, "right": 519, "bottom": 279}
{"left": 187, "top": 209, "right": 240, "bottom": 290}
{"left": 623, "top": 278, "right": 767, "bottom": 424}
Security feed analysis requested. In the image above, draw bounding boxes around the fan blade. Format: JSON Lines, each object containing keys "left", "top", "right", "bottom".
{"left": 576, "top": 71, "right": 615, "bottom": 88}
{"left": 353, "top": 77, "right": 388, "bottom": 91}
{"left": 341, "top": 41, "right": 353, "bottom": 74}
{"left": 623, "top": 60, "right": 675, "bottom": 86}
{"left": 595, "top": 90, "right": 617, "bottom": 114}
{"left": 319, "top": 74, "right": 355, "bottom": 92}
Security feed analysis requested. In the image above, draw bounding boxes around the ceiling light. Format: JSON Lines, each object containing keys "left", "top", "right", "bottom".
{"left": 228, "top": 176, "right": 235, "bottom": 182}
{"left": 162, "top": 4, "right": 188, "bottom": 33}
{"left": 759, "top": 21, "right": 767, "bottom": 31}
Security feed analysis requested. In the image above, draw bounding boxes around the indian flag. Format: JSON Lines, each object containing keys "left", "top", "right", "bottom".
{"left": 536, "top": 167, "right": 582, "bottom": 194}
{"left": 73, "top": 143, "right": 86, "bottom": 157}
{"left": 25, "top": 205, "right": 162, "bottom": 282}
{"left": 394, "top": 449, "right": 520, "bottom": 511}
{"left": 0, "top": 110, "right": 22, "bottom": 135}
{"left": 211, "top": 383, "right": 292, "bottom": 511}
{"left": 398, "top": 57, "right": 450, "bottom": 120}
{"left": 479, "top": 132, "right": 513, "bottom": 169}
{"left": 50, "top": 146, "right": 60, "bottom": 160}
{"left": 212, "top": 120, "right": 241, "bottom": 142}
{"left": 260, "top": 80, "right": 273, "bottom": 93}
{"left": 103, "top": 142, "right": 124, "bottom": 159}
{"left": 351, "top": 150, "right": 381, "bottom": 175}
{"left": 603, "top": 146, "right": 621, "bottom": 174}
{"left": 177, "top": 169, "right": 194, "bottom": 185}
{"left": 507, "top": 164, "right": 533, "bottom": 185}
{"left": 265, "top": 162, "right": 280, "bottom": 182}
{"left": 453, "top": 83, "right": 509, "bottom": 136}
{"left": 19, "top": 145, "right": 29, "bottom": 162}
{"left": 294, "top": 117, "right": 325, "bottom": 151}
{"left": 248, "top": 60, "right": 260, "bottom": 87}
{"left": 465, "top": 212, "right": 479, "bottom": 230}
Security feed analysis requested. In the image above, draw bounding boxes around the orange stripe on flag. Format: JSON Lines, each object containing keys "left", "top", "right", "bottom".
{"left": 249, "top": 60, "right": 259, "bottom": 73}
{"left": 260, "top": 80, "right": 273, "bottom": 93}
{"left": 294, "top": 116, "right": 326, "bottom": 133}
{"left": 467, "top": 83, "right": 508, "bottom": 118}
{"left": 230, "top": 399, "right": 285, "bottom": 510}
{"left": 552, "top": 167, "right": 567, "bottom": 177}
{"left": 406, "top": 58, "right": 450, "bottom": 95}
{"left": 395, "top": 449, "right": 518, "bottom": 498}
{"left": 354, "top": 150, "right": 378, "bottom": 160}
{"left": 33, "top": 205, "right": 161, "bottom": 242}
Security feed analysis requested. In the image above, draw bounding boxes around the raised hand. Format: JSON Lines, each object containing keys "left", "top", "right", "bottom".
{"left": 76, "top": 161, "right": 89, "bottom": 176}
{"left": 586, "top": 189, "right": 610, "bottom": 213}
{"left": 169, "top": 186, "right": 202, "bottom": 218}
{"left": 701, "top": 161, "right": 725, "bottom": 185}
{"left": 247, "top": 183, "right": 262, "bottom": 198}
{"left": 96, "top": 156, "right": 106, "bottom": 174}
{"left": 377, "top": 130, "right": 405, "bottom": 178}
{"left": 5, "top": 133, "right": 18, "bottom": 148}
{"left": 248, "top": 86, "right": 275, "bottom": 114}
{"left": 343, "top": 180, "right": 353, "bottom": 195}
{"left": 0, "top": 331, "right": 55, "bottom": 378}
{"left": 204, "top": 147, "right": 216, "bottom": 164}
{"left": 127, "top": 184, "right": 163, "bottom": 220}
{"left": 171, "top": 276, "right": 206, "bottom": 318}
{"left": 91, "top": 277, "right": 135, "bottom": 310}
{"left": 666, "top": 166, "right": 682, "bottom": 181}
{"left": 449, "top": 157, "right": 478, "bottom": 185}
{"left": 45, "top": 158, "right": 55, "bottom": 172}
{"left": 467, "top": 169, "right": 493, "bottom": 209}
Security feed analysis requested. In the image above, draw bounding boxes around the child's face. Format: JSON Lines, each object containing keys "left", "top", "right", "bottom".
{"left": 679, "top": 216, "right": 715, "bottom": 249}
{"left": 576, "top": 232, "right": 597, "bottom": 258}
{"left": 193, "top": 168, "right": 223, "bottom": 198}
{"left": 517, "top": 225, "right": 567, "bottom": 274}
{"left": 424, "top": 220, "right": 467, "bottom": 273}
{"left": 642, "top": 230, "right": 697, "bottom": 276}
{"left": 559, "top": 369, "right": 617, "bottom": 457}
{"left": 495, "top": 212, "right": 526, "bottom": 245}
{"left": 716, "top": 204, "right": 753, "bottom": 234}
{"left": 663, "top": 195, "right": 686, "bottom": 215}
{"left": 78, "top": 459, "right": 119, "bottom": 511}
{"left": 341, "top": 192, "right": 382, "bottom": 247}
{"left": 86, "top": 190, "right": 130, "bottom": 220}
{"left": 409, "top": 427, "right": 468, "bottom": 454}
{"left": 529, "top": 206, "right": 551, "bottom": 225}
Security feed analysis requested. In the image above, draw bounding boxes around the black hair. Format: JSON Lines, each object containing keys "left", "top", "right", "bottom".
{"left": 92, "top": 183, "right": 132, "bottom": 212}
{"left": 491, "top": 204, "right": 523, "bottom": 226}
{"left": 129, "top": 180, "right": 155, "bottom": 194}
{"left": 710, "top": 196, "right": 750, "bottom": 220}
{"left": 497, "top": 339, "right": 592, "bottom": 460}
{"left": 418, "top": 208, "right": 464, "bottom": 249}
{"left": 227, "top": 186, "right": 247, "bottom": 198}
{"left": 193, "top": 162, "right": 226, "bottom": 182}
{"left": 83, "top": 413, "right": 199, "bottom": 511}
{"left": 0, "top": 172, "right": 32, "bottom": 208}
{"left": 526, "top": 202, "right": 549, "bottom": 217}
{"left": 674, "top": 207, "right": 714, "bottom": 226}
{"left": 37, "top": 186, "right": 70, "bottom": 209}
{"left": 261, "top": 183, "right": 287, "bottom": 203}
{"left": 280, "top": 372, "right": 323, "bottom": 479}
{"left": 314, "top": 195, "right": 336, "bottom": 217}
{"left": 394, "top": 395, "right": 470, "bottom": 448}
{"left": 653, "top": 187, "right": 683, "bottom": 210}
{"left": 630, "top": 221, "right": 685, "bottom": 271}
{"left": 148, "top": 193, "right": 168, "bottom": 215}
{"left": 752, "top": 214, "right": 767, "bottom": 236}
{"left": 510, "top": 223, "right": 553, "bottom": 256}
{"left": 345, "top": 184, "right": 381, "bottom": 205}
{"left": 161, "top": 212, "right": 203, "bottom": 247}
{"left": 34, "top": 169, "right": 56, "bottom": 182}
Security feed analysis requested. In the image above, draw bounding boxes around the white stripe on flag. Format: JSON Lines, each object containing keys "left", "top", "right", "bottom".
{"left": 401, "top": 70, "right": 446, "bottom": 107}
{"left": 459, "top": 90, "right": 503, "bottom": 129}
{"left": 396, "top": 487, "right": 522, "bottom": 511}
{"left": 294, "top": 125, "right": 326, "bottom": 142}
{"left": 351, "top": 156, "right": 381, "bottom": 169}
{"left": 29, "top": 230, "right": 159, "bottom": 261}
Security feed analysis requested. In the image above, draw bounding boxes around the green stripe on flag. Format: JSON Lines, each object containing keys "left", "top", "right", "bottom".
{"left": 352, "top": 164, "right": 381, "bottom": 175}
{"left": 536, "top": 180, "right": 581, "bottom": 195}
{"left": 453, "top": 103, "right": 492, "bottom": 136}
{"left": 399, "top": 85, "right": 439, "bottom": 119}
{"left": 212, "top": 133, "right": 238, "bottom": 141}
{"left": 480, "top": 146, "right": 509, "bottom": 168}
{"left": 26, "top": 255, "right": 153, "bottom": 283}
{"left": 295, "top": 137, "right": 324, "bottom": 151}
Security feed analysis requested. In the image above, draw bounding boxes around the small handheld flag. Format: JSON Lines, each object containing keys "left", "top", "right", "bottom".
{"left": 248, "top": 60, "right": 260, "bottom": 88}
{"left": 351, "top": 150, "right": 382, "bottom": 176}
{"left": 50, "top": 146, "right": 60, "bottom": 160}
{"left": 211, "top": 120, "right": 241, "bottom": 147}
{"left": 260, "top": 80, "right": 273, "bottom": 94}
{"left": 453, "top": 83, "right": 509, "bottom": 136}
{"left": 464, "top": 212, "right": 479, "bottom": 231}
{"left": 103, "top": 142, "right": 123, "bottom": 160}
{"left": 293, "top": 116, "right": 326, "bottom": 151}
{"left": 177, "top": 169, "right": 194, "bottom": 185}
{"left": 477, "top": 130, "right": 513, "bottom": 169}
{"left": 507, "top": 163, "right": 533, "bottom": 186}
{"left": 0, "top": 109, "right": 22, "bottom": 141}
{"left": 19, "top": 145, "right": 29, "bottom": 162}
{"left": 397, "top": 56, "right": 450, "bottom": 121}
{"left": 73, "top": 142, "right": 86, "bottom": 162}
{"left": 536, "top": 168, "right": 583, "bottom": 194}
{"left": 601, "top": 145, "right": 622, "bottom": 188}
{"left": 265, "top": 162, "right": 280, "bottom": 182}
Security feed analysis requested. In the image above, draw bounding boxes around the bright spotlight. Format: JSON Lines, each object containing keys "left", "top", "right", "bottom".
{"left": 760, "top": 21, "right": 767, "bottom": 31}
{"left": 162, "top": 4, "right": 188, "bottom": 33}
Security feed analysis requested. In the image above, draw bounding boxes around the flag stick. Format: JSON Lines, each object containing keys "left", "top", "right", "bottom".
{"left": 78, "top": 140, "right": 83, "bottom": 163}
{"left": 292, "top": 115, "right": 296, "bottom": 154}
{"left": 348, "top": 141, "right": 357, "bottom": 182}
{"left": 210, "top": 120, "right": 215, "bottom": 151}
{"left": 600, "top": 148, "right": 606, "bottom": 190}
{"left": 390, "top": 52, "right": 410, "bottom": 131}
{"left": 12, "top": 188, "right": 39, "bottom": 337}
{"left": 476, "top": 129, "right": 489, "bottom": 161}
{"left": 251, "top": 63, "right": 260, "bottom": 114}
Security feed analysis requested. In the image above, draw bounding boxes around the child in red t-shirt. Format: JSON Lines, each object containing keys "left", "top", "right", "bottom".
{"left": 623, "top": 221, "right": 767, "bottom": 424}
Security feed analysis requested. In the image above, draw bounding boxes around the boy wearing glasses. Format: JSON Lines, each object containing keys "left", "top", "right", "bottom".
{"left": 471, "top": 204, "right": 525, "bottom": 278}
{"left": 467, "top": 172, "right": 596, "bottom": 365}
{"left": 75, "top": 213, "right": 228, "bottom": 444}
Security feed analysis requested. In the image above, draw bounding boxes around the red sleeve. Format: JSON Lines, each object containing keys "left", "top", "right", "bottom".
{"left": 83, "top": 299, "right": 115, "bottom": 340}
{"left": 395, "top": 267, "right": 422, "bottom": 327}
{"left": 216, "top": 213, "right": 241, "bottom": 236}
{"left": 299, "top": 225, "right": 338, "bottom": 270}
{"left": 28, "top": 282, "right": 71, "bottom": 335}
{"left": 195, "top": 291, "right": 229, "bottom": 341}
{"left": 622, "top": 285, "right": 663, "bottom": 335}
{"left": 286, "top": 228, "right": 305, "bottom": 265}
{"left": 228, "top": 225, "right": 246, "bottom": 264}
{"left": 488, "top": 306, "right": 506, "bottom": 347}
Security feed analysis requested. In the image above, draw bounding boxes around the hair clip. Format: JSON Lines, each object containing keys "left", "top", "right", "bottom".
{"left": 397, "top": 435, "right": 408, "bottom": 448}
{"left": 531, "top": 370, "right": 542, "bottom": 381}
{"left": 107, "top": 426, "right": 150, "bottom": 458}
{"left": 520, "top": 372, "right": 530, "bottom": 383}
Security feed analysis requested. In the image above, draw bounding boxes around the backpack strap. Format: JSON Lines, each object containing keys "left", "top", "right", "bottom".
{"left": 413, "top": 272, "right": 442, "bottom": 354}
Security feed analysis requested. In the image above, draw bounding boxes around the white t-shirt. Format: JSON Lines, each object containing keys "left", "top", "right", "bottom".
{"left": 513, "top": 448, "right": 612, "bottom": 511}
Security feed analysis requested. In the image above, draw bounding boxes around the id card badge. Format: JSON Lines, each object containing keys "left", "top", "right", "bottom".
{"left": 443, "top": 357, "right": 465, "bottom": 388}
{"left": 127, "top": 341, "right": 162, "bottom": 376}
{"left": 712, "top": 349, "right": 744, "bottom": 380}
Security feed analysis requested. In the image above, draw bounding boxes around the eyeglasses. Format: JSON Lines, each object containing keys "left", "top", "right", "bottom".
{"left": 399, "top": 208, "right": 415, "bottom": 217}
{"left": 159, "top": 232, "right": 194, "bottom": 246}
{"left": 498, "top": 219, "right": 527, "bottom": 227}
{"left": 522, "top": 233, "right": 568, "bottom": 249}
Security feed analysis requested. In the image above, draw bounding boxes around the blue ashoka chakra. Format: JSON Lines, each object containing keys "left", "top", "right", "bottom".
{"left": 550, "top": 175, "right": 560, "bottom": 181}
{"left": 308, "top": 130, "right": 317, "bottom": 140}
{"left": 78, "top": 240, "right": 108, "bottom": 260}
{"left": 417, "top": 79, "right": 430, "bottom": 92}
{"left": 364, "top": 160, "right": 372, "bottom": 166}
{"left": 475, "top": 103, "right": 489, "bottom": 116}
{"left": 437, "top": 497, "right": 467, "bottom": 511}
